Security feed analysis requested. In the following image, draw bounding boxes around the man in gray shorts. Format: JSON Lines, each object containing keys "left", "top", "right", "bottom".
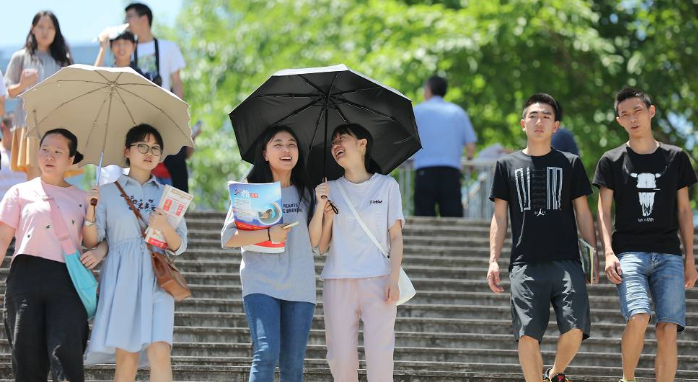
{"left": 488, "top": 93, "right": 598, "bottom": 382}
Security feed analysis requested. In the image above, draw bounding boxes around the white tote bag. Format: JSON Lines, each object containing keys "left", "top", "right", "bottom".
{"left": 336, "top": 182, "right": 416, "bottom": 305}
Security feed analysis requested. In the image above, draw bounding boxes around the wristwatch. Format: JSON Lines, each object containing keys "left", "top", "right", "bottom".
{"left": 84, "top": 219, "right": 96, "bottom": 227}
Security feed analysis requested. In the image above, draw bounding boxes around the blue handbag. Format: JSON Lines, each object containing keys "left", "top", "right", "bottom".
{"left": 44, "top": 194, "right": 98, "bottom": 319}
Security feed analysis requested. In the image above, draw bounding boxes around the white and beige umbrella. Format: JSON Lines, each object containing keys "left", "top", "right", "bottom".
{"left": 21, "top": 64, "right": 192, "bottom": 173}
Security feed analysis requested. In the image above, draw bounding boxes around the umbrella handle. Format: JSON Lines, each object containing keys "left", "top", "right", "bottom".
{"left": 91, "top": 152, "right": 105, "bottom": 206}
{"left": 320, "top": 177, "right": 328, "bottom": 198}
{"left": 95, "top": 151, "right": 104, "bottom": 187}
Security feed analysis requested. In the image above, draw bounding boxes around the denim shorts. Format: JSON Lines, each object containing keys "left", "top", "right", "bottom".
{"left": 616, "top": 252, "right": 686, "bottom": 331}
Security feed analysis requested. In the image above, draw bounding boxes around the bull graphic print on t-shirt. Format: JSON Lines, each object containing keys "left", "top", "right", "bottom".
{"left": 514, "top": 167, "right": 563, "bottom": 216}
{"left": 624, "top": 165, "right": 666, "bottom": 220}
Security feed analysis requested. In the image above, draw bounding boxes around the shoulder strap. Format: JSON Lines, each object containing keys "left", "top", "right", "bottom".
{"left": 38, "top": 183, "right": 77, "bottom": 254}
{"left": 335, "top": 181, "right": 389, "bottom": 259}
{"left": 114, "top": 181, "right": 147, "bottom": 238}
{"left": 154, "top": 38, "right": 160, "bottom": 75}
{"left": 133, "top": 38, "right": 160, "bottom": 75}
{"left": 114, "top": 181, "right": 162, "bottom": 255}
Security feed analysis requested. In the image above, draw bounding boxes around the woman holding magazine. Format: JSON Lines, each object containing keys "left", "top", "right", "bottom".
{"left": 83, "top": 124, "right": 188, "bottom": 382}
{"left": 317, "top": 123, "right": 405, "bottom": 381}
{"left": 221, "top": 125, "right": 325, "bottom": 382}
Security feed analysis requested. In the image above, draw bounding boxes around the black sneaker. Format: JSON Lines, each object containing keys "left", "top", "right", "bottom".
{"left": 544, "top": 368, "right": 571, "bottom": 382}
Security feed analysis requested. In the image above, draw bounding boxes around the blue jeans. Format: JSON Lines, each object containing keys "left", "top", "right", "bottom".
{"left": 243, "top": 293, "right": 315, "bottom": 382}
{"left": 616, "top": 252, "right": 686, "bottom": 331}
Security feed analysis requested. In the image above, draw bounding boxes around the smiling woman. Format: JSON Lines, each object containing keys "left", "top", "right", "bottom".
{"left": 221, "top": 125, "right": 323, "bottom": 382}
{"left": 317, "top": 123, "right": 407, "bottom": 380}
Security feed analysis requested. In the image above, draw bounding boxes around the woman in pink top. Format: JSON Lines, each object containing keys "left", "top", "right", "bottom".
{"left": 0, "top": 129, "right": 107, "bottom": 382}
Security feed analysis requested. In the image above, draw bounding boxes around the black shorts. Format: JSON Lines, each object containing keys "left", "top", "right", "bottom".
{"left": 509, "top": 260, "right": 590, "bottom": 342}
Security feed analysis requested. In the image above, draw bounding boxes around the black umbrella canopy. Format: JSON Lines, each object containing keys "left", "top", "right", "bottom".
{"left": 229, "top": 64, "right": 421, "bottom": 184}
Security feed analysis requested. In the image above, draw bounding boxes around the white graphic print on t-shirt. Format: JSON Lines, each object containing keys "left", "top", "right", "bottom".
{"left": 514, "top": 167, "right": 563, "bottom": 216}
{"left": 624, "top": 165, "right": 667, "bottom": 220}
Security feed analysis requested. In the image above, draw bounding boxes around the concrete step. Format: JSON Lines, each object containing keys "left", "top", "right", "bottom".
{"left": 0, "top": 358, "right": 696, "bottom": 381}
{"left": 159, "top": 272, "right": 698, "bottom": 298}
{"left": 101, "top": 276, "right": 696, "bottom": 300}
{"left": 163, "top": 282, "right": 697, "bottom": 303}
{"left": 13, "top": 341, "right": 683, "bottom": 371}
{"left": 184, "top": 236, "right": 698, "bottom": 258}
{"left": 166, "top": 316, "right": 696, "bottom": 341}
{"left": 192, "top": 232, "right": 512, "bottom": 247}
{"left": 50, "top": 256, "right": 696, "bottom": 292}
{"left": 186, "top": 213, "right": 492, "bottom": 227}
{"left": 163, "top": 310, "right": 698, "bottom": 344}
{"left": 2, "top": 210, "right": 696, "bottom": 382}
{"left": 167, "top": 297, "right": 698, "bottom": 321}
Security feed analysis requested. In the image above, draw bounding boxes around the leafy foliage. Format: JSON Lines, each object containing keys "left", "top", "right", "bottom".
{"left": 173, "top": 0, "right": 698, "bottom": 210}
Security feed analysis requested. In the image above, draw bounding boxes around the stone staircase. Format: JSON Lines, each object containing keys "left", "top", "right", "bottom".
{"left": 1, "top": 211, "right": 697, "bottom": 381}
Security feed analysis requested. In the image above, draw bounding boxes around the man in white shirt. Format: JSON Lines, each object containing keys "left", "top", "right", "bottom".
{"left": 125, "top": 3, "right": 185, "bottom": 99}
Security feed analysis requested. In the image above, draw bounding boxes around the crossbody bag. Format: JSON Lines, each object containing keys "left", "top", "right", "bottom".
{"left": 114, "top": 181, "right": 191, "bottom": 301}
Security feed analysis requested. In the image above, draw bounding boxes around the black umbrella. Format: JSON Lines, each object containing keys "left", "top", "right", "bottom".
{"left": 229, "top": 64, "right": 421, "bottom": 185}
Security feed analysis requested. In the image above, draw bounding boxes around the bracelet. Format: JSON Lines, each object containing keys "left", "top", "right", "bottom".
{"left": 267, "top": 228, "right": 271, "bottom": 241}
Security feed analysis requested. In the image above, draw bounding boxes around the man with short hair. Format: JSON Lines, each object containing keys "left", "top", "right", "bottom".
{"left": 125, "top": 2, "right": 185, "bottom": 99}
{"left": 413, "top": 75, "right": 477, "bottom": 217}
{"left": 489, "top": 93, "right": 598, "bottom": 382}
{"left": 594, "top": 87, "right": 697, "bottom": 382}
{"left": 126, "top": 3, "right": 193, "bottom": 191}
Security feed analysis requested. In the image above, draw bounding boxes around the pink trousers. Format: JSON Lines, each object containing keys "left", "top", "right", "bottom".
{"left": 323, "top": 276, "right": 397, "bottom": 382}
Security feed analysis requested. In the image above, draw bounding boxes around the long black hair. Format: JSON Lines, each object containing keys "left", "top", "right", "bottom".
{"left": 40, "top": 128, "right": 83, "bottom": 164}
{"left": 24, "top": 11, "right": 73, "bottom": 67}
{"left": 247, "top": 126, "right": 315, "bottom": 222}
{"left": 331, "top": 123, "right": 380, "bottom": 173}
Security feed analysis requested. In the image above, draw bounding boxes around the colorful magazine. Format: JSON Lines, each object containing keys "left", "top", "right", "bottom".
{"left": 578, "top": 238, "right": 596, "bottom": 284}
{"left": 228, "top": 181, "right": 285, "bottom": 253}
{"left": 145, "top": 185, "right": 193, "bottom": 249}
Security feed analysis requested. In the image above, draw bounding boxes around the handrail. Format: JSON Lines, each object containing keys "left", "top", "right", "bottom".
{"left": 396, "top": 159, "right": 497, "bottom": 218}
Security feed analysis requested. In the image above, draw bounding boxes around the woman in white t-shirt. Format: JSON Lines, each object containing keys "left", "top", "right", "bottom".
{"left": 318, "top": 123, "right": 405, "bottom": 381}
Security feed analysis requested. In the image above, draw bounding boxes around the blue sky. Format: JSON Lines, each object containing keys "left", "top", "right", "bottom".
{"left": 0, "top": 0, "right": 183, "bottom": 48}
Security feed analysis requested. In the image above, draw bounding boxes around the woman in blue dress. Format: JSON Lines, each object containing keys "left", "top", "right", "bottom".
{"left": 82, "top": 123, "right": 188, "bottom": 382}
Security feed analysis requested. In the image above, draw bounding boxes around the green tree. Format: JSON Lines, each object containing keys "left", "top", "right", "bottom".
{"left": 174, "top": 0, "right": 697, "bottom": 211}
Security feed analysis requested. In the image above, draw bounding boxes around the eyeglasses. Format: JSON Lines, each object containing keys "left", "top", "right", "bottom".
{"left": 131, "top": 143, "right": 162, "bottom": 156}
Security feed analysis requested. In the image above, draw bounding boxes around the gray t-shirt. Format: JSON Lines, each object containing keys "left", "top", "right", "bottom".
{"left": 221, "top": 186, "right": 316, "bottom": 304}
{"left": 4, "top": 49, "right": 65, "bottom": 129}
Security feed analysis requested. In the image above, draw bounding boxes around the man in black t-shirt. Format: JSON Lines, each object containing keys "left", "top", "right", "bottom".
{"left": 593, "top": 87, "right": 697, "bottom": 382}
{"left": 489, "top": 93, "right": 598, "bottom": 382}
